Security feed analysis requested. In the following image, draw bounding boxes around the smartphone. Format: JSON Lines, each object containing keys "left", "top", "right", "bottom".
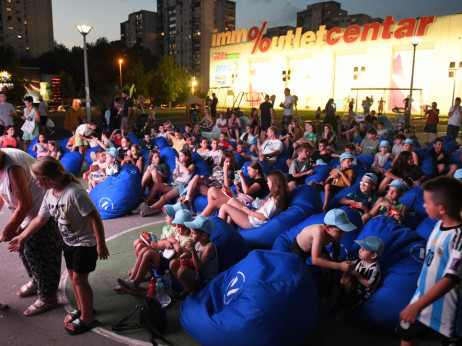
{"left": 234, "top": 170, "right": 241, "bottom": 181}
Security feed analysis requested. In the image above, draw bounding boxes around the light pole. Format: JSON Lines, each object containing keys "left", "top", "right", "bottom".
{"left": 76, "top": 24, "right": 93, "bottom": 122}
{"left": 191, "top": 77, "right": 197, "bottom": 94}
{"left": 449, "top": 61, "right": 462, "bottom": 105}
{"left": 353, "top": 66, "right": 365, "bottom": 113}
{"left": 408, "top": 37, "right": 421, "bottom": 113}
{"left": 118, "top": 59, "right": 123, "bottom": 88}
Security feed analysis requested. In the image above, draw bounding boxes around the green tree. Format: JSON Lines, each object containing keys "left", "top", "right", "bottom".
{"left": 58, "top": 70, "right": 76, "bottom": 105}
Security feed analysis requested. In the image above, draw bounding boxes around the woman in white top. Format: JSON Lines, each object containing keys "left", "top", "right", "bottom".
{"left": 218, "top": 170, "right": 289, "bottom": 228}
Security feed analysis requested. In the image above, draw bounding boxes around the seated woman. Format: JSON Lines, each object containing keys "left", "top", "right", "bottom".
{"left": 321, "top": 124, "right": 337, "bottom": 150}
{"left": 377, "top": 150, "right": 427, "bottom": 194}
{"left": 193, "top": 108, "right": 214, "bottom": 135}
{"left": 200, "top": 161, "right": 269, "bottom": 216}
{"left": 139, "top": 149, "right": 195, "bottom": 217}
{"left": 218, "top": 170, "right": 289, "bottom": 229}
{"left": 249, "top": 108, "right": 260, "bottom": 128}
{"left": 121, "top": 144, "right": 144, "bottom": 172}
{"left": 216, "top": 112, "right": 228, "bottom": 135}
{"left": 0, "top": 126, "right": 21, "bottom": 149}
{"left": 227, "top": 111, "right": 242, "bottom": 140}
{"left": 184, "top": 151, "right": 238, "bottom": 208}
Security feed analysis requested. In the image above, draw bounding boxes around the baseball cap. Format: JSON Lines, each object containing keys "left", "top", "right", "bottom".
{"left": 363, "top": 172, "right": 378, "bottom": 185}
{"left": 172, "top": 209, "right": 193, "bottom": 225}
{"left": 324, "top": 209, "right": 356, "bottom": 232}
{"left": 316, "top": 159, "right": 327, "bottom": 165}
{"left": 404, "top": 139, "right": 414, "bottom": 145}
{"left": 355, "top": 236, "right": 384, "bottom": 257}
{"left": 105, "top": 147, "right": 119, "bottom": 159}
{"left": 340, "top": 152, "right": 355, "bottom": 161}
{"left": 388, "top": 179, "right": 406, "bottom": 191}
{"left": 454, "top": 168, "right": 462, "bottom": 180}
{"left": 164, "top": 202, "right": 187, "bottom": 218}
{"left": 184, "top": 215, "right": 214, "bottom": 235}
{"left": 380, "top": 140, "right": 390, "bottom": 147}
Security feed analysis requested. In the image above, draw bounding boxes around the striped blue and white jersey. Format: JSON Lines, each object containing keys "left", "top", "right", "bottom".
{"left": 410, "top": 220, "right": 462, "bottom": 338}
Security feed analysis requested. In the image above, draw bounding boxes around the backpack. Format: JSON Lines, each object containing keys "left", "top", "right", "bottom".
{"left": 112, "top": 296, "right": 168, "bottom": 346}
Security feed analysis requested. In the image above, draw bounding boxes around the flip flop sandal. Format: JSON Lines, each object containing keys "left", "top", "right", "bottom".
{"left": 65, "top": 318, "right": 98, "bottom": 335}
{"left": 114, "top": 286, "right": 127, "bottom": 294}
{"left": 64, "top": 309, "right": 81, "bottom": 324}
{"left": 0, "top": 303, "right": 9, "bottom": 310}
{"left": 17, "top": 281, "right": 38, "bottom": 298}
{"left": 24, "top": 299, "right": 58, "bottom": 316}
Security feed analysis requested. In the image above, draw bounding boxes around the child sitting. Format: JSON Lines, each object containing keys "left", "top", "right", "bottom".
{"left": 183, "top": 133, "right": 199, "bottom": 152}
{"left": 88, "top": 148, "right": 119, "bottom": 191}
{"left": 392, "top": 134, "right": 406, "bottom": 158}
{"left": 46, "top": 140, "right": 62, "bottom": 160}
{"left": 369, "top": 179, "right": 407, "bottom": 224}
{"left": 83, "top": 149, "right": 105, "bottom": 183}
{"left": 233, "top": 140, "right": 252, "bottom": 161}
{"left": 358, "top": 128, "right": 380, "bottom": 155}
{"left": 392, "top": 138, "right": 419, "bottom": 166}
{"left": 116, "top": 209, "right": 193, "bottom": 294}
{"left": 218, "top": 132, "right": 233, "bottom": 151}
{"left": 397, "top": 176, "right": 462, "bottom": 346}
{"left": 33, "top": 133, "right": 48, "bottom": 158}
{"left": 328, "top": 236, "right": 383, "bottom": 324}
{"left": 340, "top": 173, "right": 380, "bottom": 224}
{"left": 287, "top": 143, "right": 314, "bottom": 190}
{"left": 206, "top": 138, "right": 223, "bottom": 168}
{"left": 138, "top": 150, "right": 170, "bottom": 204}
{"left": 109, "top": 129, "right": 123, "bottom": 146}
{"left": 311, "top": 138, "right": 333, "bottom": 164}
{"left": 95, "top": 130, "right": 114, "bottom": 149}
{"left": 169, "top": 215, "right": 218, "bottom": 294}
{"left": 376, "top": 121, "right": 388, "bottom": 138}
{"left": 371, "top": 140, "right": 392, "bottom": 177}
{"left": 156, "top": 125, "right": 168, "bottom": 139}
{"left": 428, "top": 137, "right": 458, "bottom": 176}
{"left": 122, "top": 144, "right": 144, "bottom": 172}
{"left": 117, "top": 136, "right": 131, "bottom": 163}
{"left": 140, "top": 132, "right": 155, "bottom": 151}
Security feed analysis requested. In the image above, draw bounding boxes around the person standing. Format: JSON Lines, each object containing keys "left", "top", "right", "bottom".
{"left": 210, "top": 93, "right": 218, "bottom": 119}
{"left": 424, "top": 102, "right": 439, "bottom": 144}
{"left": 377, "top": 97, "right": 386, "bottom": 114}
{"left": 120, "top": 90, "right": 133, "bottom": 133}
{"left": 0, "top": 148, "right": 62, "bottom": 316}
{"left": 279, "top": 88, "right": 293, "bottom": 130}
{"left": 20, "top": 96, "right": 40, "bottom": 151}
{"left": 64, "top": 99, "right": 85, "bottom": 134}
{"left": 324, "top": 98, "right": 337, "bottom": 132}
{"left": 38, "top": 96, "right": 51, "bottom": 136}
{"left": 0, "top": 92, "right": 16, "bottom": 136}
{"left": 447, "top": 97, "right": 462, "bottom": 141}
{"left": 259, "top": 94, "right": 275, "bottom": 142}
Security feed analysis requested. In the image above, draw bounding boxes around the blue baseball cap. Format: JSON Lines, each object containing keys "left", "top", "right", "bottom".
{"left": 404, "top": 139, "right": 414, "bottom": 145}
{"left": 164, "top": 202, "right": 187, "bottom": 218}
{"left": 340, "top": 152, "right": 355, "bottom": 161}
{"left": 324, "top": 209, "right": 356, "bottom": 232}
{"left": 355, "top": 236, "right": 384, "bottom": 257}
{"left": 316, "top": 159, "right": 327, "bottom": 165}
{"left": 388, "top": 179, "right": 406, "bottom": 191}
{"left": 380, "top": 140, "right": 390, "bottom": 147}
{"left": 172, "top": 209, "right": 193, "bottom": 225}
{"left": 363, "top": 172, "right": 378, "bottom": 185}
{"left": 184, "top": 215, "right": 214, "bottom": 235}
{"left": 105, "top": 147, "right": 119, "bottom": 159}
{"left": 454, "top": 168, "right": 462, "bottom": 180}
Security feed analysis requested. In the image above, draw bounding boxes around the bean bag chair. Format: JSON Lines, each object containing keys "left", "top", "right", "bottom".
{"left": 27, "top": 137, "right": 38, "bottom": 158}
{"left": 154, "top": 136, "right": 168, "bottom": 150}
{"left": 90, "top": 164, "right": 142, "bottom": 219}
{"left": 428, "top": 136, "right": 459, "bottom": 154}
{"left": 85, "top": 146, "right": 102, "bottom": 166}
{"left": 272, "top": 206, "right": 363, "bottom": 262}
{"left": 233, "top": 152, "right": 247, "bottom": 169}
{"left": 159, "top": 147, "right": 178, "bottom": 184}
{"left": 192, "top": 152, "right": 211, "bottom": 178}
{"left": 140, "top": 148, "right": 150, "bottom": 169}
{"left": 355, "top": 154, "right": 374, "bottom": 171}
{"left": 209, "top": 216, "right": 248, "bottom": 272}
{"left": 415, "top": 217, "right": 438, "bottom": 241}
{"left": 180, "top": 250, "right": 321, "bottom": 346}
{"left": 60, "top": 152, "right": 84, "bottom": 176}
{"left": 325, "top": 181, "right": 361, "bottom": 210}
{"left": 239, "top": 184, "right": 323, "bottom": 249}
{"left": 415, "top": 149, "right": 436, "bottom": 178}
{"left": 58, "top": 137, "right": 71, "bottom": 154}
{"left": 305, "top": 164, "right": 331, "bottom": 184}
{"left": 377, "top": 115, "right": 393, "bottom": 131}
{"left": 241, "top": 160, "right": 269, "bottom": 176}
{"left": 126, "top": 132, "right": 140, "bottom": 145}
{"left": 348, "top": 216, "right": 426, "bottom": 332}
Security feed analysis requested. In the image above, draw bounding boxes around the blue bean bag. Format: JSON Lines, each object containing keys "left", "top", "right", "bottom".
{"left": 180, "top": 250, "right": 321, "bottom": 346}
{"left": 209, "top": 216, "right": 248, "bottom": 272}
{"left": 305, "top": 164, "right": 331, "bottom": 184}
{"left": 192, "top": 152, "right": 211, "bottom": 178}
{"left": 415, "top": 217, "right": 438, "bottom": 241}
{"left": 241, "top": 160, "right": 269, "bottom": 176}
{"left": 356, "top": 154, "right": 375, "bottom": 170}
{"left": 60, "top": 152, "right": 84, "bottom": 175}
{"left": 415, "top": 149, "right": 436, "bottom": 178}
{"left": 27, "top": 137, "right": 38, "bottom": 158}
{"left": 154, "top": 136, "right": 168, "bottom": 150}
{"left": 159, "top": 147, "right": 178, "bottom": 184}
{"left": 239, "top": 184, "right": 323, "bottom": 250}
{"left": 140, "top": 148, "right": 150, "bottom": 169}
{"left": 126, "top": 132, "right": 140, "bottom": 145}
{"left": 58, "top": 137, "right": 71, "bottom": 154}
{"left": 90, "top": 164, "right": 142, "bottom": 219}
{"left": 348, "top": 216, "right": 426, "bottom": 332}
{"left": 85, "top": 146, "right": 102, "bottom": 166}
{"left": 427, "top": 136, "right": 459, "bottom": 154}
{"left": 233, "top": 153, "right": 247, "bottom": 169}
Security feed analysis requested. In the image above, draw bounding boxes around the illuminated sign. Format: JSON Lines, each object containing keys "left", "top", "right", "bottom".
{"left": 215, "top": 75, "right": 226, "bottom": 85}
{"left": 213, "top": 52, "right": 240, "bottom": 61}
{"left": 211, "top": 15, "right": 435, "bottom": 54}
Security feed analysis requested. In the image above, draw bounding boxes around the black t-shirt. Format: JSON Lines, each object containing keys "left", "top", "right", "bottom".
{"left": 121, "top": 97, "right": 134, "bottom": 118}
{"left": 248, "top": 177, "right": 269, "bottom": 199}
{"left": 140, "top": 139, "right": 155, "bottom": 151}
{"left": 117, "top": 147, "right": 129, "bottom": 159}
{"left": 311, "top": 150, "right": 333, "bottom": 163}
{"left": 428, "top": 148, "right": 451, "bottom": 165}
{"left": 259, "top": 102, "right": 273, "bottom": 125}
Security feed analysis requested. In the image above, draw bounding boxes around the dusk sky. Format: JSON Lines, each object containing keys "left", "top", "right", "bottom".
{"left": 53, "top": 0, "right": 461, "bottom": 48}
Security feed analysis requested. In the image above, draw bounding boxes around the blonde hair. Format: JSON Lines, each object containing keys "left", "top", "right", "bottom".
{"left": 31, "top": 156, "right": 81, "bottom": 186}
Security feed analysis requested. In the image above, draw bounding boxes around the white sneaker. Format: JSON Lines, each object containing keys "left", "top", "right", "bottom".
{"left": 141, "top": 205, "right": 162, "bottom": 217}
{"left": 116, "top": 278, "right": 139, "bottom": 295}
{"left": 132, "top": 203, "right": 143, "bottom": 214}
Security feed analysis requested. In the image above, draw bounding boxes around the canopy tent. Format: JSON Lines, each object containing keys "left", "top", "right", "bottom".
{"left": 185, "top": 95, "right": 205, "bottom": 123}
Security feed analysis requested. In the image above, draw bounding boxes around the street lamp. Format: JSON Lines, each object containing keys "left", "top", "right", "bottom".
{"left": 353, "top": 66, "right": 366, "bottom": 112}
{"left": 75, "top": 24, "right": 93, "bottom": 122}
{"left": 191, "top": 77, "right": 197, "bottom": 94}
{"left": 118, "top": 59, "right": 123, "bottom": 88}
{"left": 408, "top": 37, "right": 421, "bottom": 113}
{"left": 449, "top": 61, "right": 462, "bottom": 105}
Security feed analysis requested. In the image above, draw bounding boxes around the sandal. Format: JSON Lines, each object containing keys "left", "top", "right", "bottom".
{"left": 17, "top": 281, "right": 38, "bottom": 298}
{"left": 64, "top": 309, "right": 81, "bottom": 324}
{"left": 24, "top": 298, "right": 58, "bottom": 316}
{"left": 65, "top": 318, "right": 98, "bottom": 335}
{"left": 0, "top": 303, "right": 9, "bottom": 310}
{"left": 113, "top": 285, "right": 127, "bottom": 294}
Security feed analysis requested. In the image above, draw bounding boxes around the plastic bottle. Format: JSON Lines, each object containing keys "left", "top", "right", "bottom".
{"left": 146, "top": 277, "right": 156, "bottom": 297}
{"left": 156, "top": 278, "right": 164, "bottom": 303}
{"left": 164, "top": 270, "right": 172, "bottom": 297}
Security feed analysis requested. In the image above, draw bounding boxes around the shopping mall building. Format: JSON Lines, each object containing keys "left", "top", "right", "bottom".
{"left": 209, "top": 13, "right": 462, "bottom": 114}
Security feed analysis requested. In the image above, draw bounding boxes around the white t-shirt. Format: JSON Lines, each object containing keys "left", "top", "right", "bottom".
{"left": 39, "top": 183, "right": 97, "bottom": 246}
{"left": 283, "top": 95, "right": 293, "bottom": 116}
{"left": 207, "top": 149, "right": 223, "bottom": 167}
{"left": 76, "top": 124, "right": 92, "bottom": 137}
{"left": 248, "top": 197, "right": 279, "bottom": 228}
{"left": 448, "top": 105, "right": 462, "bottom": 126}
{"left": 38, "top": 101, "right": 48, "bottom": 116}
{"left": 216, "top": 118, "right": 227, "bottom": 127}
{"left": 0, "top": 103, "right": 15, "bottom": 126}
{"left": 261, "top": 138, "right": 283, "bottom": 166}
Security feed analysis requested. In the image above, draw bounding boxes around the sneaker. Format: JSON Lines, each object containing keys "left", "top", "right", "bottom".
{"left": 116, "top": 278, "right": 139, "bottom": 295}
{"left": 140, "top": 204, "right": 161, "bottom": 217}
{"left": 139, "top": 203, "right": 150, "bottom": 217}
{"left": 132, "top": 203, "right": 143, "bottom": 214}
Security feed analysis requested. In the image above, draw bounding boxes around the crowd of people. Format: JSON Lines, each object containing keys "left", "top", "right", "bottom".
{"left": 1, "top": 89, "right": 462, "bottom": 345}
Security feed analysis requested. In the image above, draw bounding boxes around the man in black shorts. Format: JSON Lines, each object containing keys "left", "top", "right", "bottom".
{"left": 259, "top": 94, "right": 274, "bottom": 142}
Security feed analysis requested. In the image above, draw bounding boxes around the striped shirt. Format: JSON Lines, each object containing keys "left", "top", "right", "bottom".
{"left": 411, "top": 221, "right": 462, "bottom": 338}
{"left": 353, "top": 258, "right": 381, "bottom": 299}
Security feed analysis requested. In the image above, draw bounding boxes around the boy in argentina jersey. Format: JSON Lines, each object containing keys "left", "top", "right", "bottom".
{"left": 396, "top": 176, "right": 462, "bottom": 346}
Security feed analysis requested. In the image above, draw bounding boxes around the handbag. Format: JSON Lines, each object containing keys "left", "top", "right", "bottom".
{"left": 21, "top": 119, "right": 36, "bottom": 135}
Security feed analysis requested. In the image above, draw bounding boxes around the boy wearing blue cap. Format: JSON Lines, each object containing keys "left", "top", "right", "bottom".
{"left": 358, "top": 128, "right": 380, "bottom": 155}
{"left": 170, "top": 216, "right": 218, "bottom": 294}
{"left": 292, "top": 209, "right": 356, "bottom": 273}
{"left": 328, "top": 236, "right": 383, "bottom": 324}
{"left": 369, "top": 179, "right": 407, "bottom": 224}
{"left": 340, "top": 173, "right": 380, "bottom": 224}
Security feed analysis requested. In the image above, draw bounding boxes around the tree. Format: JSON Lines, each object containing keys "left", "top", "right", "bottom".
{"left": 58, "top": 70, "right": 76, "bottom": 105}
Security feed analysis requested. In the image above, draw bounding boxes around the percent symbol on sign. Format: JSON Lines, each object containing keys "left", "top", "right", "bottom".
{"left": 248, "top": 22, "right": 271, "bottom": 54}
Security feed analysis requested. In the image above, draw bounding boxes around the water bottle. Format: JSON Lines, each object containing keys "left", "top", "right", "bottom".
{"left": 146, "top": 277, "right": 156, "bottom": 297}
{"left": 156, "top": 278, "right": 164, "bottom": 303}
{"left": 164, "top": 270, "right": 172, "bottom": 297}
